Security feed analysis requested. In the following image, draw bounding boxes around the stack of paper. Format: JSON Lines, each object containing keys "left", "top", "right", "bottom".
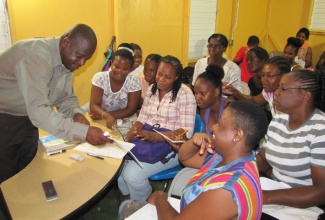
{"left": 39, "top": 135, "right": 80, "bottom": 153}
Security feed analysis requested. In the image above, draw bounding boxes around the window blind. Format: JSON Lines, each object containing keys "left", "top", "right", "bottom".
{"left": 310, "top": 0, "right": 325, "bottom": 30}
{"left": 188, "top": 0, "right": 217, "bottom": 60}
{"left": 0, "top": 0, "right": 11, "bottom": 53}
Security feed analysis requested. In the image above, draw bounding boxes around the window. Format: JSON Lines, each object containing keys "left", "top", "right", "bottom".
{"left": 188, "top": 0, "right": 217, "bottom": 60}
{"left": 0, "top": 0, "right": 11, "bottom": 53}
{"left": 310, "top": 0, "right": 325, "bottom": 30}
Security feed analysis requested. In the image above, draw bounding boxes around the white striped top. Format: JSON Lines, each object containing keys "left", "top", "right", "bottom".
{"left": 262, "top": 109, "right": 325, "bottom": 187}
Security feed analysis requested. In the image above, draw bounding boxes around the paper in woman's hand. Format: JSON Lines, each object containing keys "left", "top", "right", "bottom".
{"left": 153, "top": 129, "right": 185, "bottom": 144}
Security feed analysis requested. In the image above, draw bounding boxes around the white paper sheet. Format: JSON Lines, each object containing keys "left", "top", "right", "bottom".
{"left": 126, "top": 197, "right": 180, "bottom": 220}
{"left": 74, "top": 140, "right": 134, "bottom": 159}
{"left": 260, "top": 177, "right": 323, "bottom": 219}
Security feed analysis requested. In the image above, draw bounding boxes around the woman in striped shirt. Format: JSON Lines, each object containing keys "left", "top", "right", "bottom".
{"left": 257, "top": 70, "right": 325, "bottom": 218}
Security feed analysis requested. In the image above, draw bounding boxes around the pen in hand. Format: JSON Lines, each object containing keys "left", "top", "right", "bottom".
{"left": 176, "top": 129, "right": 188, "bottom": 140}
{"left": 225, "top": 78, "right": 238, "bottom": 87}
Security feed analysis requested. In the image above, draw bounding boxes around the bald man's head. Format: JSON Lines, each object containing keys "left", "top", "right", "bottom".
{"left": 60, "top": 24, "right": 97, "bottom": 71}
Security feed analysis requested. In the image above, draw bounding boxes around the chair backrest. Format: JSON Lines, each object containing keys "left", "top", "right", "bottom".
{"left": 194, "top": 114, "right": 205, "bottom": 133}
{"left": 241, "top": 82, "right": 250, "bottom": 95}
{"left": 269, "top": 51, "right": 283, "bottom": 58}
{"left": 168, "top": 167, "right": 198, "bottom": 197}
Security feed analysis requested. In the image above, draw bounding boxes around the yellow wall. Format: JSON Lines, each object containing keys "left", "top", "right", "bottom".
{"left": 7, "top": 0, "right": 189, "bottom": 105}
{"left": 216, "top": 0, "right": 268, "bottom": 59}
{"left": 114, "top": 0, "right": 190, "bottom": 66}
{"left": 7, "top": 0, "right": 325, "bottom": 105}
{"left": 216, "top": 0, "right": 325, "bottom": 66}
{"left": 7, "top": 0, "right": 115, "bottom": 105}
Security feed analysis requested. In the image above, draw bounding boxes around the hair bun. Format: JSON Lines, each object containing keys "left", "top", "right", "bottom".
{"left": 205, "top": 64, "right": 225, "bottom": 80}
{"left": 287, "top": 37, "right": 303, "bottom": 48}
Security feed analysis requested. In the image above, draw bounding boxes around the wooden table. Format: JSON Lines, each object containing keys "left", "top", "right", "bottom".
{"left": 0, "top": 115, "right": 124, "bottom": 219}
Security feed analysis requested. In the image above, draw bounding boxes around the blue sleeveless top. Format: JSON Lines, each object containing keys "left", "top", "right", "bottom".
{"left": 204, "top": 96, "right": 226, "bottom": 134}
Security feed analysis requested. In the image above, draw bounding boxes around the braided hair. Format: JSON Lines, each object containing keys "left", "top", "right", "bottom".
{"left": 146, "top": 53, "right": 162, "bottom": 69}
{"left": 150, "top": 55, "right": 183, "bottom": 103}
{"left": 266, "top": 56, "right": 291, "bottom": 75}
{"left": 291, "top": 70, "right": 325, "bottom": 112}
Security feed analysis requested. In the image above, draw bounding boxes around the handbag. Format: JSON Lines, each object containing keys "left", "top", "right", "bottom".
{"left": 128, "top": 123, "right": 175, "bottom": 164}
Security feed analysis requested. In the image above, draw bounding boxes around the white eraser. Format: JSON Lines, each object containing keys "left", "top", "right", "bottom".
{"left": 69, "top": 153, "right": 84, "bottom": 161}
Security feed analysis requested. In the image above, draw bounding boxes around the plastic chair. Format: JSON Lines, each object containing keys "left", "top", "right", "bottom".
{"left": 269, "top": 51, "right": 283, "bottom": 58}
{"left": 168, "top": 167, "right": 198, "bottom": 198}
{"left": 149, "top": 114, "right": 204, "bottom": 191}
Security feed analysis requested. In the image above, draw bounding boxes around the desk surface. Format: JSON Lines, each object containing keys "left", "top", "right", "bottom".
{"left": 0, "top": 115, "right": 124, "bottom": 220}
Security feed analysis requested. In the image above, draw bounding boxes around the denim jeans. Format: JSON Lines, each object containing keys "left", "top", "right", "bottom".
{"left": 118, "top": 153, "right": 180, "bottom": 201}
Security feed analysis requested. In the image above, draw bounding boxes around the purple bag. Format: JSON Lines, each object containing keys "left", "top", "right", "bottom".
{"left": 129, "top": 124, "right": 175, "bottom": 164}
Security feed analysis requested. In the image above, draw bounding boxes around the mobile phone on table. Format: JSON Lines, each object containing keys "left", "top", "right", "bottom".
{"left": 41, "top": 180, "right": 58, "bottom": 202}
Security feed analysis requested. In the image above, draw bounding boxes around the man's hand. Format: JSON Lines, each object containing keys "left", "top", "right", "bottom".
{"left": 73, "top": 113, "right": 90, "bottom": 125}
{"left": 86, "top": 126, "right": 113, "bottom": 145}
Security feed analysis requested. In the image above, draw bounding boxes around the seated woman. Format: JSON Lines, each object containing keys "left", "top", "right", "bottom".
{"left": 257, "top": 70, "right": 325, "bottom": 219}
{"left": 135, "top": 53, "right": 162, "bottom": 107}
{"left": 233, "top": 35, "right": 260, "bottom": 83}
{"left": 148, "top": 101, "right": 269, "bottom": 220}
{"left": 89, "top": 43, "right": 141, "bottom": 137}
{"left": 223, "top": 56, "right": 291, "bottom": 117}
{"left": 295, "top": 27, "right": 313, "bottom": 69}
{"left": 118, "top": 55, "right": 196, "bottom": 201}
{"left": 192, "top": 33, "right": 242, "bottom": 91}
{"left": 129, "top": 43, "right": 144, "bottom": 75}
{"left": 181, "top": 66, "right": 194, "bottom": 91}
{"left": 246, "top": 47, "right": 269, "bottom": 96}
{"left": 283, "top": 37, "right": 305, "bottom": 71}
{"left": 193, "top": 64, "right": 225, "bottom": 133}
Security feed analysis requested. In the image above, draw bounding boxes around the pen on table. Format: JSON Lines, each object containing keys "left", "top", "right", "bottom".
{"left": 225, "top": 78, "right": 238, "bottom": 87}
{"left": 47, "top": 149, "right": 66, "bottom": 156}
{"left": 87, "top": 153, "right": 104, "bottom": 160}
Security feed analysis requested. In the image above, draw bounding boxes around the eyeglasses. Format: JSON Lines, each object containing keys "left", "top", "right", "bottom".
{"left": 207, "top": 44, "right": 223, "bottom": 50}
{"left": 277, "top": 87, "right": 308, "bottom": 92}
{"left": 261, "top": 73, "right": 283, "bottom": 79}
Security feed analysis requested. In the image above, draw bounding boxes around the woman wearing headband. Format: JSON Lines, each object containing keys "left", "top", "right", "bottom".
{"left": 89, "top": 43, "right": 141, "bottom": 137}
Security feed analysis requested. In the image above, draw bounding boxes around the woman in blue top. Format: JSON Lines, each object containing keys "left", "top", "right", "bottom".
{"left": 194, "top": 64, "right": 226, "bottom": 135}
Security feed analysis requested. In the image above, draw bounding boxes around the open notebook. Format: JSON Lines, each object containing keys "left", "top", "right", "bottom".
{"left": 153, "top": 129, "right": 185, "bottom": 144}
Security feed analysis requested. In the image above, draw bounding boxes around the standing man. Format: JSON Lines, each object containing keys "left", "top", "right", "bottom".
{"left": 0, "top": 24, "right": 111, "bottom": 183}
